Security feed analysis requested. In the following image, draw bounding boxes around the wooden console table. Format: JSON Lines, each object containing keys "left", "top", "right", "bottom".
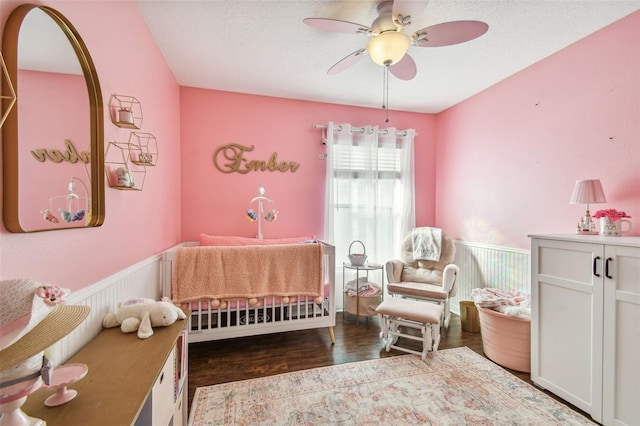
{"left": 22, "top": 315, "right": 189, "bottom": 425}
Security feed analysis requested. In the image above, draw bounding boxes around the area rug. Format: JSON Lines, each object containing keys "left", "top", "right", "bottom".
{"left": 189, "top": 346, "right": 594, "bottom": 425}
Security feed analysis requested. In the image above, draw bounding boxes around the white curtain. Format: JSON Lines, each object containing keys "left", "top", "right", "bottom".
{"left": 323, "top": 122, "right": 415, "bottom": 309}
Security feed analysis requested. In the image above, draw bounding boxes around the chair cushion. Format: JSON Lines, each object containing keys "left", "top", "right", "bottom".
{"left": 387, "top": 281, "right": 448, "bottom": 300}
{"left": 401, "top": 265, "right": 443, "bottom": 286}
{"left": 376, "top": 298, "right": 443, "bottom": 324}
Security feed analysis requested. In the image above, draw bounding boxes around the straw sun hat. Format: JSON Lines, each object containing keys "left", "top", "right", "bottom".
{"left": 0, "top": 278, "right": 90, "bottom": 391}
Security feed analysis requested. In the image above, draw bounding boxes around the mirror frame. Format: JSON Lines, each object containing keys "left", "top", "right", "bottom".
{"left": 2, "top": 4, "right": 104, "bottom": 232}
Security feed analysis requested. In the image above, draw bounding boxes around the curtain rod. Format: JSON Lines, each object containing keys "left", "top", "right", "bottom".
{"left": 313, "top": 123, "right": 412, "bottom": 137}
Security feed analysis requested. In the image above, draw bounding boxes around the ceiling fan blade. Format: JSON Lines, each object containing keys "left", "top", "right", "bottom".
{"left": 413, "top": 20, "right": 489, "bottom": 47}
{"left": 392, "top": 0, "right": 429, "bottom": 27}
{"left": 389, "top": 53, "right": 417, "bottom": 80}
{"left": 303, "top": 18, "right": 372, "bottom": 35}
{"left": 327, "top": 49, "right": 367, "bottom": 75}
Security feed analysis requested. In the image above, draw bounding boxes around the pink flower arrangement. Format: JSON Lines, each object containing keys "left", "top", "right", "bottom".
{"left": 593, "top": 209, "right": 631, "bottom": 221}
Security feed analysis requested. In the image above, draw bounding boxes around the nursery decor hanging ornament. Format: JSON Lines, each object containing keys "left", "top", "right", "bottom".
{"left": 265, "top": 209, "right": 278, "bottom": 222}
{"left": 247, "top": 186, "right": 277, "bottom": 239}
{"left": 41, "top": 177, "right": 90, "bottom": 227}
{"left": 40, "top": 209, "right": 59, "bottom": 224}
{"left": 246, "top": 209, "right": 258, "bottom": 222}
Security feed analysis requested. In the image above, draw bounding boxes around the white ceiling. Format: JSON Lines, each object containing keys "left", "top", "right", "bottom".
{"left": 134, "top": 0, "right": 640, "bottom": 114}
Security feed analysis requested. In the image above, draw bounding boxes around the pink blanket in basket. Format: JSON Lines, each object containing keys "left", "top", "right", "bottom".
{"left": 173, "top": 243, "right": 323, "bottom": 304}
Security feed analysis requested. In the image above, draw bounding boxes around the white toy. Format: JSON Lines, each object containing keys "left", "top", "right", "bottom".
{"left": 102, "top": 298, "right": 186, "bottom": 339}
{"left": 116, "top": 167, "right": 135, "bottom": 188}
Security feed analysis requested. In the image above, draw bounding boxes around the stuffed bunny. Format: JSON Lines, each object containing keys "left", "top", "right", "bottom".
{"left": 102, "top": 298, "right": 186, "bottom": 339}
{"left": 116, "top": 167, "right": 135, "bottom": 188}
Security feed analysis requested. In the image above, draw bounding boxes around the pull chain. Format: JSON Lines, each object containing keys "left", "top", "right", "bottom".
{"left": 382, "top": 66, "right": 390, "bottom": 123}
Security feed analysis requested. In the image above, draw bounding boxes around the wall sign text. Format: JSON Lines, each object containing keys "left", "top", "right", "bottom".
{"left": 31, "top": 139, "right": 90, "bottom": 164}
{"left": 213, "top": 143, "right": 300, "bottom": 174}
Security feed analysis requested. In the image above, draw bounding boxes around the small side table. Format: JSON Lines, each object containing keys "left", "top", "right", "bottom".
{"left": 342, "top": 262, "right": 384, "bottom": 325}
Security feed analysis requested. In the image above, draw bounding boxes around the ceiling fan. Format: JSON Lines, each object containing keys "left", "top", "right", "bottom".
{"left": 304, "top": 0, "right": 489, "bottom": 81}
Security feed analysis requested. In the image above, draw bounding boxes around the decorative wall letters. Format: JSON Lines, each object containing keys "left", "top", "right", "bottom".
{"left": 31, "top": 138, "right": 90, "bottom": 164}
{"left": 213, "top": 143, "right": 300, "bottom": 174}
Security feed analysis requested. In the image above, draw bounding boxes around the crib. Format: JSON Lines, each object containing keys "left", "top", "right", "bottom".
{"left": 162, "top": 241, "right": 335, "bottom": 344}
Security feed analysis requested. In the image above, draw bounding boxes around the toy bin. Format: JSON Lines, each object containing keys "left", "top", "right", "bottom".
{"left": 477, "top": 306, "right": 531, "bottom": 373}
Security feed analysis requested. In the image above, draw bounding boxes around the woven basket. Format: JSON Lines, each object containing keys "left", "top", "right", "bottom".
{"left": 348, "top": 240, "right": 368, "bottom": 266}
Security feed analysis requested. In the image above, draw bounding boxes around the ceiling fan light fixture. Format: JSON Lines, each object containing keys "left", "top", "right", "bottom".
{"left": 367, "top": 31, "right": 410, "bottom": 66}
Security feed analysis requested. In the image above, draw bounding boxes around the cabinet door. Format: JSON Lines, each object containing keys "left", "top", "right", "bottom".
{"left": 602, "top": 245, "right": 640, "bottom": 426}
{"left": 173, "top": 386, "right": 185, "bottom": 426}
{"left": 531, "top": 238, "right": 603, "bottom": 421}
{"left": 153, "top": 348, "right": 176, "bottom": 426}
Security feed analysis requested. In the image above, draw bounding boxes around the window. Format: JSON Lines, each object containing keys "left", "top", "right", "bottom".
{"left": 323, "top": 123, "right": 415, "bottom": 307}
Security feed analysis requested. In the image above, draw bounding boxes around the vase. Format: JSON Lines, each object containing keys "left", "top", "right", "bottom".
{"left": 599, "top": 218, "right": 632, "bottom": 236}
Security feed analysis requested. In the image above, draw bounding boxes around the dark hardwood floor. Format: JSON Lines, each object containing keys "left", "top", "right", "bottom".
{"left": 188, "top": 311, "right": 590, "bottom": 420}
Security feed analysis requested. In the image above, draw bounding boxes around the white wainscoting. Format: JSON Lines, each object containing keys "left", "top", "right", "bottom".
{"left": 48, "top": 241, "right": 529, "bottom": 362}
{"left": 451, "top": 241, "right": 531, "bottom": 315}
{"left": 50, "top": 252, "right": 165, "bottom": 365}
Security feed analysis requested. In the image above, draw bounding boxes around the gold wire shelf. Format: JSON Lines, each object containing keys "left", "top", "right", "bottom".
{"left": 108, "top": 94, "right": 143, "bottom": 129}
{"left": 104, "top": 141, "right": 146, "bottom": 190}
{"left": 0, "top": 52, "right": 17, "bottom": 129}
{"left": 128, "top": 132, "right": 158, "bottom": 167}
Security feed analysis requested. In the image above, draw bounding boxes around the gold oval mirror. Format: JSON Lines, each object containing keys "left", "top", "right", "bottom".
{"left": 2, "top": 4, "right": 104, "bottom": 232}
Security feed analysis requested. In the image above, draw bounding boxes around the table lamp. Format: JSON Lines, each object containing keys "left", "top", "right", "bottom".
{"left": 570, "top": 179, "right": 607, "bottom": 234}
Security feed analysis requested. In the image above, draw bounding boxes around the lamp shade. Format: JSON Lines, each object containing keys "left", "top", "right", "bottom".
{"left": 367, "top": 31, "right": 410, "bottom": 66}
{"left": 570, "top": 179, "right": 607, "bottom": 204}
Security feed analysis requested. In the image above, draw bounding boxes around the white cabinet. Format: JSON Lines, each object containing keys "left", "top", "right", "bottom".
{"left": 602, "top": 243, "right": 640, "bottom": 425}
{"left": 530, "top": 234, "right": 640, "bottom": 425}
{"left": 135, "top": 330, "right": 188, "bottom": 426}
{"left": 153, "top": 348, "right": 178, "bottom": 425}
{"left": 175, "top": 330, "right": 188, "bottom": 426}
{"left": 22, "top": 316, "right": 189, "bottom": 425}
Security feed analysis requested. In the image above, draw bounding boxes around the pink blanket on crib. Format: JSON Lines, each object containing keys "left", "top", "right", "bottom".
{"left": 173, "top": 243, "right": 323, "bottom": 304}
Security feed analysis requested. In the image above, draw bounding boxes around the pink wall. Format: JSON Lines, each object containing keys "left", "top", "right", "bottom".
{"left": 179, "top": 88, "right": 437, "bottom": 242}
{"left": 2, "top": 1, "right": 637, "bottom": 294}
{"left": 435, "top": 11, "right": 640, "bottom": 249}
{"left": 0, "top": 0, "right": 181, "bottom": 291}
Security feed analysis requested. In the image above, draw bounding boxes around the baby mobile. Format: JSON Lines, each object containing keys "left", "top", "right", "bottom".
{"left": 246, "top": 185, "right": 278, "bottom": 239}
{"left": 40, "top": 177, "right": 89, "bottom": 225}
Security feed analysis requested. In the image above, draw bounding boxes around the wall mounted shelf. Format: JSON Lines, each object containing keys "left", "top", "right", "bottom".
{"left": 129, "top": 132, "right": 158, "bottom": 167}
{"left": 0, "top": 52, "right": 17, "bottom": 129}
{"left": 109, "top": 94, "right": 143, "bottom": 129}
{"left": 104, "top": 141, "right": 146, "bottom": 190}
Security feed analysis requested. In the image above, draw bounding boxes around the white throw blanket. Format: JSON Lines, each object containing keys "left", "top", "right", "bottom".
{"left": 412, "top": 227, "right": 442, "bottom": 261}
{"left": 472, "top": 288, "right": 531, "bottom": 319}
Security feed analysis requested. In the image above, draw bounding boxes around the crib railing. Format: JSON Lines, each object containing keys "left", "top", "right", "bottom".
{"left": 162, "top": 242, "right": 335, "bottom": 343}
